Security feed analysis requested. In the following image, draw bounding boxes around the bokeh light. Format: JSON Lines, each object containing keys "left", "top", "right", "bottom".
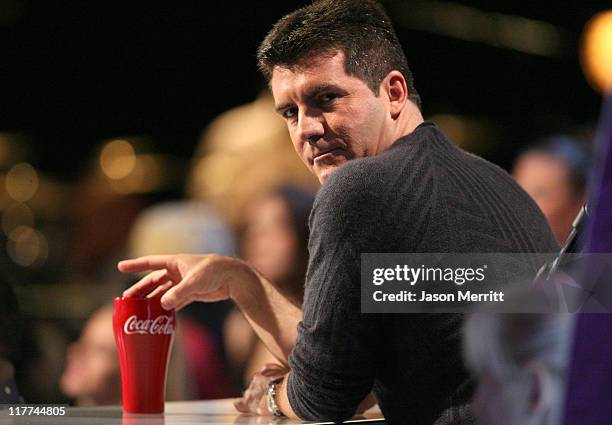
{"left": 7, "top": 225, "right": 48, "bottom": 267}
{"left": 429, "top": 113, "right": 496, "bottom": 155}
{"left": 109, "top": 154, "right": 163, "bottom": 194}
{"left": 581, "top": 10, "right": 612, "bottom": 93}
{"left": 5, "top": 162, "right": 39, "bottom": 202}
{"left": 99, "top": 139, "right": 136, "bottom": 179}
{"left": 2, "top": 202, "right": 34, "bottom": 235}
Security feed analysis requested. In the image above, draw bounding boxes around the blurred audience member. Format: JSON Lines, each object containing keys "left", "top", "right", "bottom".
{"left": 179, "top": 317, "right": 233, "bottom": 399}
{"left": 187, "top": 91, "right": 319, "bottom": 228}
{"left": 129, "top": 201, "right": 236, "bottom": 259}
{"left": 0, "top": 275, "right": 23, "bottom": 403}
{"left": 513, "top": 136, "right": 590, "bottom": 243}
{"left": 60, "top": 305, "right": 120, "bottom": 406}
{"left": 60, "top": 304, "right": 205, "bottom": 405}
{"left": 224, "top": 186, "right": 315, "bottom": 388}
{"left": 464, "top": 289, "right": 575, "bottom": 425}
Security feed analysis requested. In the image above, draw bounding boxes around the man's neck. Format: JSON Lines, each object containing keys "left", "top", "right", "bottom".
{"left": 378, "top": 101, "right": 424, "bottom": 153}
{"left": 394, "top": 101, "right": 425, "bottom": 142}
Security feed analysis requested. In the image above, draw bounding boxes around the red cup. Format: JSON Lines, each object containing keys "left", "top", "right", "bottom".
{"left": 113, "top": 296, "right": 176, "bottom": 414}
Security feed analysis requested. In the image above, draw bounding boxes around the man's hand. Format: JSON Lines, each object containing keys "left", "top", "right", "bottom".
{"left": 119, "top": 252, "right": 302, "bottom": 365}
{"left": 118, "top": 254, "right": 249, "bottom": 310}
{"left": 234, "top": 364, "right": 288, "bottom": 415}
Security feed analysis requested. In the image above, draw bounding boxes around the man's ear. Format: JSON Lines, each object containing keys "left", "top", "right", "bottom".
{"left": 526, "top": 362, "right": 553, "bottom": 416}
{"left": 380, "top": 71, "right": 408, "bottom": 119}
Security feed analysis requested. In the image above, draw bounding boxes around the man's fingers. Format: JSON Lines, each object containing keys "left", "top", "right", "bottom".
{"left": 241, "top": 388, "right": 259, "bottom": 414}
{"left": 146, "top": 280, "right": 174, "bottom": 299}
{"left": 123, "top": 270, "right": 172, "bottom": 298}
{"left": 118, "top": 255, "right": 175, "bottom": 273}
{"left": 234, "top": 399, "right": 249, "bottom": 413}
{"left": 160, "top": 276, "right": 196, "bottom": 310}
{"left": 236, "top": 387, "right": 256, "bottom": 414}
{"left": 260, "top": 364, "right": 289, "bottom": 381}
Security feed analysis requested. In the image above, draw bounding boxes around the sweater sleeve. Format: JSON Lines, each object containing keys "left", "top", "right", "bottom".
{"left": 286, "top": 163, "right": 388, "bottom": 422}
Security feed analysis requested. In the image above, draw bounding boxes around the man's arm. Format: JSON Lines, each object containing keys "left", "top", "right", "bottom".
{"left": 235, "top": 367, "right": 375, "bottom": 419}
{"left": 120, "top": 254, "right": 306, "bottom": 418}
{"left": 233, "top": 365, "right": 299, "bottom": 418}
{"left": 119, "top": 162, "right": 385, "bottom": 420}
{"left": 228, "top": 262, "right": 302, "bottom": 366}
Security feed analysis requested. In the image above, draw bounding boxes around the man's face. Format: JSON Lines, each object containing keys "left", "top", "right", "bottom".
{"left": 513, "top": 152, "right": 583, "bottom": 242}
{"left": 271, "top": 50, "right": 389, "bottom": 183}
{"left": 60, "top": 308, "right": 120, "bottom": 403}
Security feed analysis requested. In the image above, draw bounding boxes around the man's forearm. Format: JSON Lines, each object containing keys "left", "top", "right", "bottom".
{"left": 277, "top": 373, "right": 299, "bottom": 418}
{"left": 228, "top": 261, "right": 302, "bottom": 366}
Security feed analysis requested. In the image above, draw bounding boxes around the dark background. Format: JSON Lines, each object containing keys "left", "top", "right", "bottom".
{"left": 0, "top": 0, "right": 605, "bottom": 179}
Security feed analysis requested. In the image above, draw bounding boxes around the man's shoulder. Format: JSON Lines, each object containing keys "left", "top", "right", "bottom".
{"left": 326, "top": 156, "right": 386, "bottom": 190}
{"left": 320, "top": 136, "right": 423, "bottom": 194}
{"left": 314, "top": 128, "right": 435, "bottom": 215}
{"left": 314, "top": 160, "right": 381, "bottom": 215}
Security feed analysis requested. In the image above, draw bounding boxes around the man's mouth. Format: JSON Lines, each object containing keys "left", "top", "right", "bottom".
{"left": 313, "top": 147, "right": 343, "bottom": 162}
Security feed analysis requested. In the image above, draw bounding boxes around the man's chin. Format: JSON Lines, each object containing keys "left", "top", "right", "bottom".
{"left": 316, "top": 164, "right": 340, "bottom": 184}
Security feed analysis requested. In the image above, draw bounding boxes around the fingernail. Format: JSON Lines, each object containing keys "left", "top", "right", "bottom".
{"left": 160, "top": 297, "right": 173, "bottom": 310}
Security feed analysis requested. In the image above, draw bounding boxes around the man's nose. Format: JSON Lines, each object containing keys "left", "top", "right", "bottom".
{"left": 298, "top": 112, "right": 324, "bottom": 146}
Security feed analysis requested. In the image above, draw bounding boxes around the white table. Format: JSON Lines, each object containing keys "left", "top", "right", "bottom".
{"left": 0, "top": 399, "right": 386, "bottom": 424}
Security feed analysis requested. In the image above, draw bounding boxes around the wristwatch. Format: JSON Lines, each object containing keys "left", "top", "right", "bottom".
{"left": 266, "top": 377, "right": 285, "bottom": 417}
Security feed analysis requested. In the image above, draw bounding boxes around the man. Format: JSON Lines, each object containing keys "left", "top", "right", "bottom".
{"left": 119, "top": 1, "right": 558, "bottom": 423}
{"left": 512, "top": 136, "right": 589, "bottom": 243}
{"left": 60, "top": 305, "right": 122, "bottom": 406}
{"left": 464, "top": 287, "right": 574, "bottom": 425}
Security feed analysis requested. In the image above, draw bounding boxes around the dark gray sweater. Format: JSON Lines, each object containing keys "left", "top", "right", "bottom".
{"left": 287, "top": 122, "right": 559, "bottom": 424}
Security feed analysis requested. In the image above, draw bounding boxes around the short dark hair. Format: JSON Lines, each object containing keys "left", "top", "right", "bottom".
{"left": 257, "top": 0, "right": 422, "bottom": 109}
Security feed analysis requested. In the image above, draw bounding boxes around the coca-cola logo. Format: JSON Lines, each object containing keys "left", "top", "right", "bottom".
{"left": 124, "top": 315, "right": 175, "bottom": 335}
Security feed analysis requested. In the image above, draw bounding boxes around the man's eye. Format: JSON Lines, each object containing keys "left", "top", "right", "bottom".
{"left": 320, "top": 93, "right": 338, "bottom": 104}
{"left": 283, "top": 107, "right": 297, "bottom": 119}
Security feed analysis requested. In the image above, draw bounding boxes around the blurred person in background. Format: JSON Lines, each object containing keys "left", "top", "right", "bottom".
{"left": 128, "top": 201, "right": 236, "bottom": 398}
{"left": 187, "top": 90, "right": 319, "bottom": 229}
{"left": 513, "top": 136, "right": 590, "bottom": 243}
{"left": 0, "top": 274, "right": 23, "bottom": 403}
{"left": 464, "top": 288, "right": 575, "bottom": 425}
{"left": 59, "top": 303, "right": 202, "bottom": 405}
{"left": 224, "top": 186, "right": 315, "bottom": 389}
{"left": 59, "top": 305, "right": 120, "bottom": 406}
